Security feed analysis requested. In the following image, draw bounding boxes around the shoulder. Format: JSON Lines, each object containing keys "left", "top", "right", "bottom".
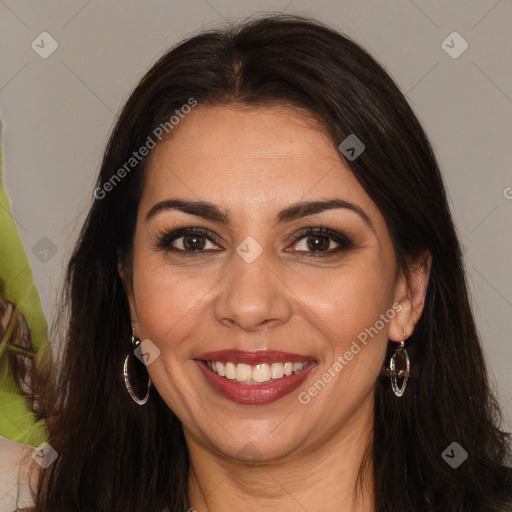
{"left": 0, "top": 435, "right": 38, "bottom": 512}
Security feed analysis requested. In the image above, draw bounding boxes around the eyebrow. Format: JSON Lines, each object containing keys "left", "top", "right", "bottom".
{"left": 145, "top": 198, "right": 374, "bottom": 231}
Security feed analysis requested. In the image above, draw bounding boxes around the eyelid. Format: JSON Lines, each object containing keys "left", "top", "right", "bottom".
{"left": 155, "top": 224, "right": 354, "bottom": 258}
{"left": 285, "top": 225, "right": 354, "bottom": 254}
{"left": 155, "top": 226, "right": 223, "bottom": 250}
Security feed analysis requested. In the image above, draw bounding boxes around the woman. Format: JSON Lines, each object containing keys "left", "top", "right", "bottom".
{"left": 30, "top": 14, "right": 511, "bottom": 511}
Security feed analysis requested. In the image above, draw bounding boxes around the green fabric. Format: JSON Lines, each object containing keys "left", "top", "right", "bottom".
{"left": 0, "top": 119, "right": 48, "bottom": 446}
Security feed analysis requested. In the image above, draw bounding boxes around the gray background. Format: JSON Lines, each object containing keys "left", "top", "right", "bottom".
{"left": 0, "top": 0, "right": 511, "bottom": 428}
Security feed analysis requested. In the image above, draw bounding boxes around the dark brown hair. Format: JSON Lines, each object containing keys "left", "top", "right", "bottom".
{"left": 35, "top": 14, "right": 512, "bottom": 511}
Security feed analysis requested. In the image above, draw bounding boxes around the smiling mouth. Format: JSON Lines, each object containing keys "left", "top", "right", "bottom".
{"left": 204, "top": 360, "right": 312, "bottom": 385}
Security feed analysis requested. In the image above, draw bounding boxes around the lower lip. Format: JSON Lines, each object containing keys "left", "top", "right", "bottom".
{"left": 195, "top": 360, "right": 317, "bottom": 405}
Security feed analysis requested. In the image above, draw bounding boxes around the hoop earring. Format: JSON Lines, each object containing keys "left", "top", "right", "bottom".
{"left": 123, "top": 329, "right": 151, "bottom": 405}
{"left": 389, "top": 329, "right": 410, "bottom": 397}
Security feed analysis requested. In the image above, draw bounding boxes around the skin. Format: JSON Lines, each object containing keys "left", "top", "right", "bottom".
{"left": 119, "top": 104, "right": 431, "bottom": 512}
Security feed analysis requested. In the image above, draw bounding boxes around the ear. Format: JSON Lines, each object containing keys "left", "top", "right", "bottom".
{"left": 117, "top": 249, "right": 139, "bottom": 336}
{"left": 389, "top": 249, "right": 432, "bottom": 342}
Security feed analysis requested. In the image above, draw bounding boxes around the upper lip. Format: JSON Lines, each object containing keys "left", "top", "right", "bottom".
{"left": 195, "top": 349, "right": 315, "bottom": 364}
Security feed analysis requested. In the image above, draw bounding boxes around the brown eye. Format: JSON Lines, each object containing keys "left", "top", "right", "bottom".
{"left": 156, "top": 227, "right": 222, "bottom": 254}
{"left": 180, "top": 234, "right": 207, "bottom": 251}
{"left": 287, "top": 226, "right": 353, "bottom": 257}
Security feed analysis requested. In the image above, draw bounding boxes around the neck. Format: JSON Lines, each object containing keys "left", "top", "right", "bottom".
{"left": 186, "top": 394, "right": 375, "bottom": 512}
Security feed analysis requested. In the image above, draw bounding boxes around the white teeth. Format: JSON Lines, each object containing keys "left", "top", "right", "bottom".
{"left": 235, "top": 363, "right": 252, "bottom": 381}
{"left": 225, "top": 362, "right": 236, "bottom": 380}
{"left": 270, "top": 362, "right": 284, "bottom": 379}
{"left": 253, "top": 364, "right": 270, "bottom": 383}
{"left": 206, "top": 360, "right": 308, "bottom": 384}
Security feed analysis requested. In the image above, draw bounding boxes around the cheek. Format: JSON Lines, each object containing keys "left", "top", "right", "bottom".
{"left": 293, "top": 257, "right": 394, "bottom": 352}
{"left": 132, "top": 261, "right": 212, "bottom": 345}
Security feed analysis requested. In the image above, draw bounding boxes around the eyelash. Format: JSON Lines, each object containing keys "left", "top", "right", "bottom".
{"left": 287, "top": 225, "right": 353, "bottom": 257}
{"left": 155, "top": 224, "right": 353, "bottom": 258}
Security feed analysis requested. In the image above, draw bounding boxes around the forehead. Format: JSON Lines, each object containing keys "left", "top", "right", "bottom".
{"left": 141, "top": 104, "right": 377, "bottom": 222}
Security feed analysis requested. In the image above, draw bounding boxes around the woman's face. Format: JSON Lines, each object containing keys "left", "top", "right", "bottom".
{"left": 121, "top": 104, "right": 424, "bottom": 462}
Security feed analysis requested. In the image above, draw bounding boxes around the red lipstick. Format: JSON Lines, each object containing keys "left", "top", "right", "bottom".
{"left": 194, "top": 349, "right": 317, "bottom": 405}
{"left": 195, "top": 349, "right": 313, "bottom": 364}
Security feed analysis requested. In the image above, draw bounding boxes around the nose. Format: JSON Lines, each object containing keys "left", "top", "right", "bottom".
{"left": 213, "top": 247, "right": 293, "bottom": 332}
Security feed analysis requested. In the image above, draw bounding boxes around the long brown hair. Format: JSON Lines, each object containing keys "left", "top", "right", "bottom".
{"left": 35, "top": 14, "right": 512, "bottom": 511}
